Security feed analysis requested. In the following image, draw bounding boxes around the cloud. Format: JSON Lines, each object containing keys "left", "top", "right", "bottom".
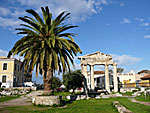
{"left": 0, "top": 7, "right": 11, "bottom": 16}
{"left": 135, "top": 18, "right": 144, "bottom": 22}
{"left": 144, "top": 35, "right": 150, "bottom": 39}
{"left": 111, "top": 54, "right": 142, "bottom": 66}
{"left": 140, "top": 22, "right": 150, "bottom": 27}
{"left": 72, "top": 53, "right": 142, "bottom": 70}
{"left": 120, "top": 18, "right": 131, "bottom": 24}
{"left": 0, "top": 49, "right": 8, "bottom": 56}
{"left": 120, "top": 2, "right": 124, "bottom": 7}
{"left": 11, "top": 10, "right": 27, "bottom": 17}
{"left": 16, "top": 0, "right": 109, "bottom": 22}
{"left": 105, "top": 23, "right": 110, "bottom": 26}
{"left": 0, "top": 0, "right": 112, "bottom": 31}
{"left": 0, "top": 49, "right": 24, "bottom": 61}
{"left": 0, "top": 17, "right": 21, "bottom": 30}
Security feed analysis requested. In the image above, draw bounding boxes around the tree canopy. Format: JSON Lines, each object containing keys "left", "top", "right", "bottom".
{"left": 51, "top": 77, "right": 62, "bottom": 90}
{"left": 63, "top": 70, "right": 83, "bottom": 93}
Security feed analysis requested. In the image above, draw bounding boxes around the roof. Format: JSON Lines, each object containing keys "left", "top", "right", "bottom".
{"left": 94, "top": 71, "right": 105, "bottom": 74}
{"left": 0, "top": 56, "right": 22, "bottom": 62}
{"left": 78, "top": 51, "right": 112, "bottom": 59}
{"left": 138, "top": 70, "right": 150, "bottom": 74}
{"left": 140, "top": 74, "right": 150, "bottom": 80}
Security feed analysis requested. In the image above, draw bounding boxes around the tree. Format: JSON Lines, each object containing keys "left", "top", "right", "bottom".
{"left": 8, "top": 6, "right": 82, "bottom": 94}
{"left": 117, "top": 68, "right": 124, "bottom": 73}
{"left": 63, "top": 70, "right": 83, "bottom": 93}
{"left": 51, "top": 77, "right": 62, "bottom": 90}
{"left": 109, "top": 68, "right": 124, "bottom": 74}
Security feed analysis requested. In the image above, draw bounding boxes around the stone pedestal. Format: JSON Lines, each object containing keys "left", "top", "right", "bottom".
{"left": 32, "top": 96, "right": 62, "bottom": 106}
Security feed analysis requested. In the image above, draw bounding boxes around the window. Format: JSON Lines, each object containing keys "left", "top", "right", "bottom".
{"left": 15, "top": 64, "right": 17, "bottom": 71}
{"left": 2, "top": 75, "right": 6, "bottom": 83}
{"left": 3, "top": 63, "right": 7, "bottom": 70}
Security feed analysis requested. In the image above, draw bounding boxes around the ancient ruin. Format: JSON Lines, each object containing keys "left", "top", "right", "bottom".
{"left": 78, "top": 51, "right": 118, "bottom": 92}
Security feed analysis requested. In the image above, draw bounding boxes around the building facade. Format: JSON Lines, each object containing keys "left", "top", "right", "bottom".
{"left": 86, "top": 71, "right": 114, "bottom": 90}
{"left": 0, "top": 56, "right": 32, "bottom": 87}
{"left": 117, "top": 70, "right": 136, "bottom": 84}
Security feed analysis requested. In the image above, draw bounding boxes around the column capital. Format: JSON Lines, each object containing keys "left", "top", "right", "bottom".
{"left": 90, "top": 64, "right": 94, "bottom": 67}
{"left": 113, "top": 62, "right": 117, "bottom": 66}
{"left": 105, "top": 64, "right": 109, "bottom": 66}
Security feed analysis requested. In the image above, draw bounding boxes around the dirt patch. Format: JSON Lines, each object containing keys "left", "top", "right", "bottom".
{"left": 130, "top": 98, "right": 150, "bottom": 106}
{"left": 0, "top": 90, "right": 44, "bottom": 109}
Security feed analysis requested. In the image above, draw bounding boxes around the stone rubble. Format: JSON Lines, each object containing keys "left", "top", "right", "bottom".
{"left": 113, "top": 101, "right": 133, "bottom": 113}
{"left": 0, "top": 89, "right": 30, "bottom": 96}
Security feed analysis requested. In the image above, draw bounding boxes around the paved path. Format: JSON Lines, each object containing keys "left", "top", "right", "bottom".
{"left": 129, "top": 98, "right": 150, "bottom": 106}
{"left": 0, "top": 90, "right": 44, "bottom": 108}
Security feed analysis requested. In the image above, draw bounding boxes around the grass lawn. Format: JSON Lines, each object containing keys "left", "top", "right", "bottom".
{"left": 120, "top": 92, "right": 133, "bottom": 96}
{"left": 53, "top": 92, "right": 72, "bottom": 96}
{"left": 136, "top": 93, "right": 150, "bottom": 102}
{"left": 0, "top": 95, "right": 20, "bottom": 102}
{"left": 0, "top": 97, "right": 150, "bottom": 113}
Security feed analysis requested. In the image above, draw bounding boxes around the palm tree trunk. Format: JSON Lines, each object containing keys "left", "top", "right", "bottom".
{"left": 43, "top": 69, "right": 53, "bottom": 95}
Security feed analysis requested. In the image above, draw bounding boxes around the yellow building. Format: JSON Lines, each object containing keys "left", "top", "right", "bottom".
{"left": 0, "top": 56, "right": 32, "bottom": 87}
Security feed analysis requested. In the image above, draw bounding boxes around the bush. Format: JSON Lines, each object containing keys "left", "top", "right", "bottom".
{"left": 0, "top": 88, "right": 4, "bottom": 92}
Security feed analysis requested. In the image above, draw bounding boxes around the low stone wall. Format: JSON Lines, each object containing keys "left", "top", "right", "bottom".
{"left": 32, "top": 96, "right": 62, "bottom": 106}
{"left": 113, "top": 101, "right": 133, "bottom": 113}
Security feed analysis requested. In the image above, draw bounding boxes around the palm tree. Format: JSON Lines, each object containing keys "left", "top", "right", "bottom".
{"left": 8, "top": 6, "right": 82, "bottom": 94}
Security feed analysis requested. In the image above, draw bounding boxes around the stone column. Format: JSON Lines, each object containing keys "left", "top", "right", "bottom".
{"left": 81, "top": 64, "right": 88, "bottom": 95}
{"left": 90, "top": 65, "right": 95, "bottom": 90}
{"left": 81, "top": 64, "right": 88, "bottom": 77}
{"left": 105, "top": 64, "right": 110, "bottom": 92}
{"left": 113, "top": 62, "right": 118, "bottom": 92}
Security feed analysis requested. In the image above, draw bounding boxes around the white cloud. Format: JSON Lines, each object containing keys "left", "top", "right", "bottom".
{"left": 141, "top": 22, "right": 150, "bottom": 27}
{"left": 135, "top": 18, "right": 144, "bottom": 22}
{"left": 0, "top": 7, "right": 11, "bottom": 16}
{"left": 111, "top": 54, "right": 142, "bottom": 66}
{"left": 105, "top": 23, "right": 110, "bottom": 26}
{"left": 0, "top": 0, "right": 112, "bottom": 31}
{"left": 11, "top": 10, "right": 27, "bottom": 17}
{"left": 0, "top": 49, "right": 24, "bottom": 61}
{"left": 0, "top": 49, "right": 8, "bottom": 56}
{"left": 120, "top": 18, "right": 131, "bottom": 24}
{"left": 0, "top": 17, "right": 21, "bottom": 29}
{"left": 16, "top": 0, "right": 110, "bottom": 22}
{"left": 144, "top": 35, "right": 150, "bottom": 39}
{"left": 120, "top": 2, "right": 124, "bottom": 7}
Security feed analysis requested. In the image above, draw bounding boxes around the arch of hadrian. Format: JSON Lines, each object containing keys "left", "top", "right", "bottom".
{"left": 78, "top": 51, "right": 118, "bottom": 92}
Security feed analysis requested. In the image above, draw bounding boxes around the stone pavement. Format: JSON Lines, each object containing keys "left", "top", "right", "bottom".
{"left": 129, "top": 98, "right": 150, "bottom": 106}
{"left": 0, "top": 90, "right": 44, "bottom": 108}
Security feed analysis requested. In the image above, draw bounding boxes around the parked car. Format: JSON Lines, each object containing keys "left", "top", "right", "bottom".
{"left": 1, "top": 83, "right": 11, "bottom": 88}
{"left": 24, "top": 82, "right": 36, "bottom": 87}
{"left": 55, "top": 87, "right": 66, "bottom": 92}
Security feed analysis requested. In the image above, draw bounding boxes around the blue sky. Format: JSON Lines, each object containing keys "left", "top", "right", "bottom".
{"left": 0, "top": 0, "right": 150, "bottom": 83}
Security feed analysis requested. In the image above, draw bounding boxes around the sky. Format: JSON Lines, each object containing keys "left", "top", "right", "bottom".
{"left": 0, "top": 0, "right": 150, "bottom": 83}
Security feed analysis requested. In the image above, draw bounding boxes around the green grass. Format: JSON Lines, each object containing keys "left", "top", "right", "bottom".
{"left": 0, "top": 97, "right": 150, "bottom": 113}
{"left": 53, "top": 92, "right": 72, "bottom": 96}
{"left": 115, "top": 97, "right": 150, "bottom": 113}
{"left": 136, "top": 93, "right": 150, "bottom": 102}
{"left": 0, "top": 95, "right": 20, "bottom": 102}
{"left": 120, "top": 92, "right": 133, "bottom": 96}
